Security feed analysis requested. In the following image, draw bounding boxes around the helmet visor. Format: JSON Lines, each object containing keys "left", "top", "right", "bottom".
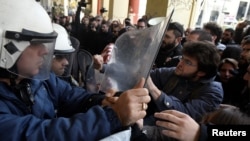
{"left": 2, "top": 29, "right": 58, "bottom": 80}
{"left": 7, "top": 39, "right": 56, "bottom": 80}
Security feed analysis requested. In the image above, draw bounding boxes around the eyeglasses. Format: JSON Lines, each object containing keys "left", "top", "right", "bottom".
{"left": 179, "top": 56, "right": 197, "bottom": 67}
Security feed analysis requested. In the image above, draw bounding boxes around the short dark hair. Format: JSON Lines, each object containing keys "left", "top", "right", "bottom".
{"left": 202, "top": 107, "right": 250, "bottom": 125}
{"left": 224, "top": 28, "right": 235, "bottom": 37}
{"left": 221, "top": 45, "right": 242, "bottom": 61}
{"left": 137, "top": 18, "right": 147, "bottom": 24}
{"left": 168, "top": 22, "right": 184, "bottom": 37}
{"left": 182, "top": 41, "right": 220, "bottom": 79}
{"left": 203, "top": 22, "right": 223, "bottom": 45}
{"left": 190, "top": 29, "right": 212, "bottom": 42}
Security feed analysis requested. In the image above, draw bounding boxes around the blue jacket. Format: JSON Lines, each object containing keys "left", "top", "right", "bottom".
{"left": 0, "top": 73, "right": 123, "bottom": 141}
{"left": 146, "top": 67, "right": 223, "bottom": 123}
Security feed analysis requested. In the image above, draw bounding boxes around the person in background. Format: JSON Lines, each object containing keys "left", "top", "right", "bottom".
{"left": 216, "top": 58, "right": 238, "bottom": 83}
{"left": 111, "top": 24, "right": 121, "bottom": 43}
{"left": 234, "top": 63, "right": 250, "bottom": 113}
{"left": 82, "top": 17, "right": 100, "bottom": 55}
{"left": 221, "top": 44, "right": 242, "bottom": 61}
{"left": 0, "top": 1, "right": 151, "bottom": 140}
{"left": 203, "top": 22, "right": 226, "bottom": 53}
{"left": 186, "top": 29, "right": 213, "bottom": 42}
{"left": 225, "top": 38, "right": 250, "bottom": 105}
{"left": 137, "top": 18, "right": 148, "bottom": 30}
{"left": 118, "top": 18, "right": 136, "bottom": 36}
{"left": 124, "top": 17, "right": 133, "bottom": 27}
{"left": 96, "top": 21, "right": 113, "bottom": 54}
{"left": 95, "top": 15, "right": 104, "bottom": 32}
{"left": 158, "top": 29, "right": 213, "bottom": 69}
{"left": 221, "top": 28, "right": 236, "bottom": 45}
{"left": 181, "top": 27, "right": 192, "bottom": 45}
{"left": 234, "top": 20, "right": 250, "bottom": 44}
{"left": 215, "top": 58, "right": 239, "bottom": 104}
{"left": 51, "top": 23, "right": 79, "bottom": 86}
{"left": 154, "top": 22, "right": 184, "bottom": 68}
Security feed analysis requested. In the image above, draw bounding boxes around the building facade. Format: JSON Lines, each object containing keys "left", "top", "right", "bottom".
{"left": 38, "top": 0, "right": 250, "bottom": 29}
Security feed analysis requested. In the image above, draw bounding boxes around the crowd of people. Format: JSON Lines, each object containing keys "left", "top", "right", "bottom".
{"left": 0, "top": 0, "right": 250, "bottom": 141}
{"left": 52, "top": 2, "right": 149, "bottom": 57}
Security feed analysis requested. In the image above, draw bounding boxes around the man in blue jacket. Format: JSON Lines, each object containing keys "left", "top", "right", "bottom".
{"left": 0, "top": 0, "right": 150, "bottom": 141}
{"left": 145, "top": 41, "right": 223, "bottom": 125}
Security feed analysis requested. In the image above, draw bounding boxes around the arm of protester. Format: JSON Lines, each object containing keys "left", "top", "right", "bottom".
{"left": 145, "top": 76, "right": 162, "bottom": 100}
{"left": 155, "top": 110, "right": 200, "bottom": 141}
{"left": 93, "top": 43, "right": 114, "bottom": 71}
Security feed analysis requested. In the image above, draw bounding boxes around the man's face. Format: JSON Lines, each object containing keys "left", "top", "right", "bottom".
{"left": 112, "top": 27, "right": 120, "bottom": 36}
{"left": 186, "top": 33, "right": 199, "bottom": 42}
{"left": 175, "top": 55, "right": 201, "bottom": 80}
{"left": 184, "top": 28, "right": 192, "bottom": 36}
{"left": 204, "top": 29, "right": 216, "bottom": 44}
{"left": 90, "top": 21, "right": 97, "bottom": 28}
{"left": 101, "top": 24, "right": 109, "bottom": 32}
{"left": 82, "top": 17, "right": 89, "bottom": 25}
{"left": 221, "top": 31, "right": 232, "bottom": 43}
{"left": 161, "top": 30, "right": 177, "bottom": 49}
{"left": 240, "top": 43, "right": 250, "bottom": 65}
{"left": 51, "top": 55, "right": 69, "bottom": 76}
{"left": 137, "top": 22, "right": 146, "bottom": 30}
{"left": 219, "top": 62, "right": 235, "bottom": 83}
{"left": 96, "top": 18, "right": 102, "bottom": 25}
{"left": 17, "top": 43, "right": 48, "bottom": 77}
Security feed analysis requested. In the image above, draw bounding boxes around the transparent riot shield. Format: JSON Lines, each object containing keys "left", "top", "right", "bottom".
{"left": 99, "top": 10, "right": 174, "bottom": 93}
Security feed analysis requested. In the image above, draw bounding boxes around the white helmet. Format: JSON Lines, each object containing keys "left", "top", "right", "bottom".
{"left": 52, "top": 23, "right": 75, "bottom": 77}
{"left": 53, "top": 23, "right": 75, "bottom": 54}
{"left": 0, "top": 0, "right": 57, "bottom": 80}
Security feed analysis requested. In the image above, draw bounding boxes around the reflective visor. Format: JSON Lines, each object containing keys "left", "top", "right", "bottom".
{"left": 3, "top": 29, "right": 58, "bottom": 80}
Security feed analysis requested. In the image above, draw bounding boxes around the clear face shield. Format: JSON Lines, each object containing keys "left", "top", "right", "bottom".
{"left": 11, "top": 40, "right": 55, "bottom": 80}
{"left": 99, "top": 10, "right": 174, "bottom": 93}
{"left": 2, "top": 29, "right": 58, "bottom": 80}
{"left": 52, "top": 52, "right": 74, "bottom": 77}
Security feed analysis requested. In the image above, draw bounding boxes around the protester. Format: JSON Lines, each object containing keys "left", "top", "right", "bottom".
{"left": 145, "top": 41, "right": 223, "bottom": 125}
{"left": 154, "top": 22, "right": 184, "bottom": 68}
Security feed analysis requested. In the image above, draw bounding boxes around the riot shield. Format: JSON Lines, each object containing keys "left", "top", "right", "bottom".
{"left": 99, "top": 10, "right": 174, "bottom": 93}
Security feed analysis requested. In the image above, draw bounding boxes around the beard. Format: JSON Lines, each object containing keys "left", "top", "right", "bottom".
{"left": 175, "top": 67, "right": 199, "bottom": 80}
{"left": 160, "top": 40, "right": 176, "bottom": 50}
{"left": 221, "top": 38, "right": 230, "bottom": 45}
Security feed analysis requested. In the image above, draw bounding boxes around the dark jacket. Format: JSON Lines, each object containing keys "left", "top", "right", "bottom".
{"left": 154, "top": 44, "right": 182, "bottom": 68}
{"left": 0, "top": 73, "right": 123, "bottom": 141}
{"left": 145, "top": 67, "right": 223, "bottom": 124}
